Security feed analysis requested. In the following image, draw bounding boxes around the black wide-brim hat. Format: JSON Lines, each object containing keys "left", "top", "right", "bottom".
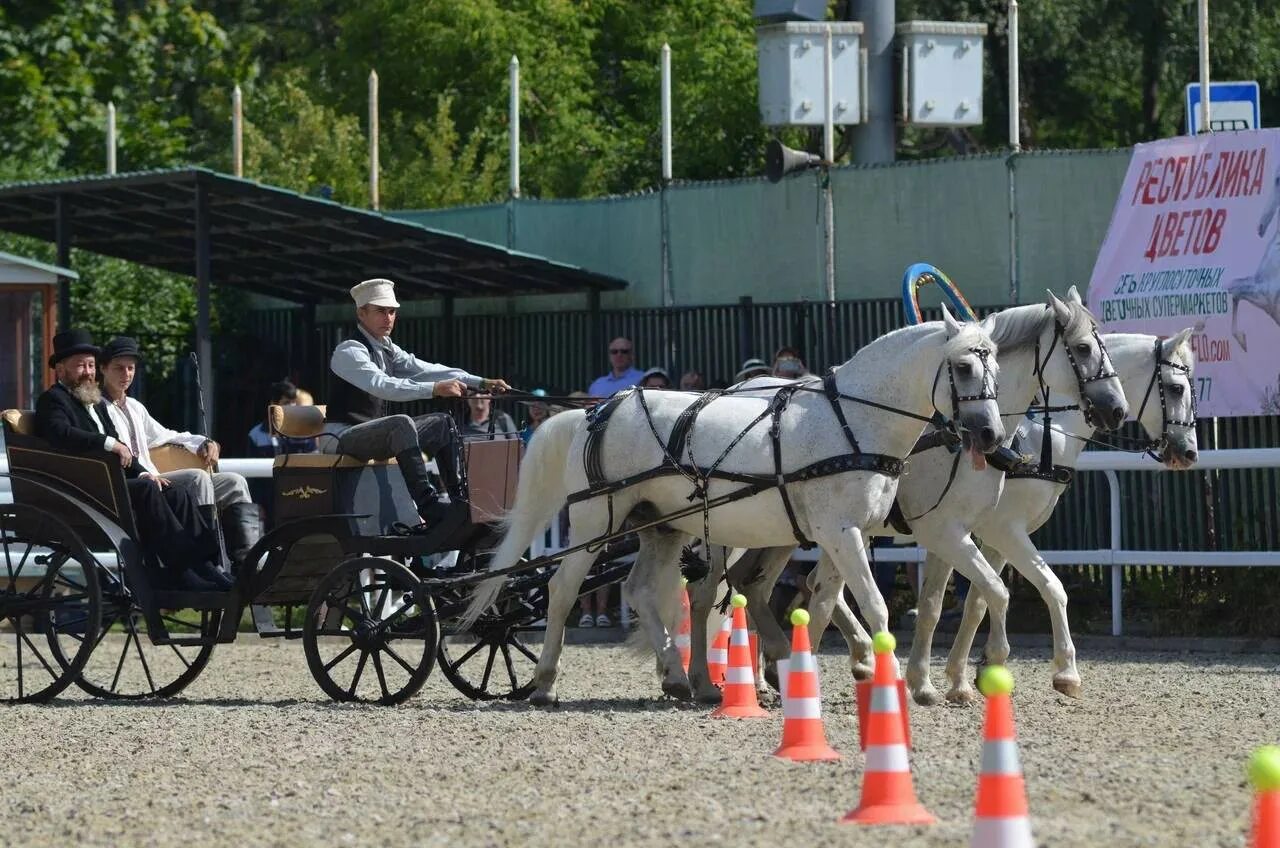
{"left": 99, "top": 336, "right": 143, "bottom": 365}
{"left": 48, "top": 329, "right": 100, "bottom": 368}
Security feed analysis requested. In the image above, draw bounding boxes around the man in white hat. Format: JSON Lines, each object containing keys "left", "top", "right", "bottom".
{"left": 326, "top": 278, "right": 510, "bottom": 529}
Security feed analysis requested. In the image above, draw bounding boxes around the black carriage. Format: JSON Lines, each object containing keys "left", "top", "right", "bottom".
{"left": 0, "top": 403, "right": 632, "bottom": 706}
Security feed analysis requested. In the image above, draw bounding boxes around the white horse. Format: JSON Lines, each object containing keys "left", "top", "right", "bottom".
{"left": 1227, "top": 169, "right": 1280, "bottom": 352}
{"left": 463, "top": 309, "right": 1007, "bottom": 705}
{"left": 636, "top": 289, "right": 1129, "bottom": 700}
{"left": 917, "top": 330, "right": 1199, "bottom": 703}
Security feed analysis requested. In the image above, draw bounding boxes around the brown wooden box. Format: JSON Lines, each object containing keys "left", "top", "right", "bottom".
{"left": 463, "top": 438, "right": 522, "bottom": 525}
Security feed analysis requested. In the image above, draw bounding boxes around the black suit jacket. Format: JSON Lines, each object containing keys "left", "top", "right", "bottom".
{"left": 34, "top": 383, "right": 142, "bottom": 479}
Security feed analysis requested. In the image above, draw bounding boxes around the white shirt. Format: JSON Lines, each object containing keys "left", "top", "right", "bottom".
{"left": 83, "top": 404, "right": 119, "bottom": 452}
{"left": 329, "top": 325, "right": 483, "bottom": 402}
{"left": 104, "top": 395, "right": 207, "bottom": 475}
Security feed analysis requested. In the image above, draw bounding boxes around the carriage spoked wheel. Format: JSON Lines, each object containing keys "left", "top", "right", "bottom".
{"left": 0, "top": 505, "right": 102, "bottom": 703}
{"left": 303, "top": 557, "right": 439, "bottom": 705}
{"left": 68, "top": 582, "right": 217, "bottom": 700}
{"left": 437, "top": 560, "right": 546, "bottom": 701}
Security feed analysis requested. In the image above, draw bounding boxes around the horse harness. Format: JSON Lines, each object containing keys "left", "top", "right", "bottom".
{"left": 565, "top": 348, "right": 996, "bottom": 551}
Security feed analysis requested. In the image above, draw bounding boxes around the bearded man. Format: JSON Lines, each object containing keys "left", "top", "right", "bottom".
{"left": 33, "top": 329, "right": 230, "bottom": 591}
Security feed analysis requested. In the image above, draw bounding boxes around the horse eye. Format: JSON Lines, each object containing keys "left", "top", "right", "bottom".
{"left": 1167, "top": 383, "right": 1185, "bottom": 397}
{"left": 955, "top": 362, "right": 973, "bottom": 377}
{"left": 1075, "top": 343, "right": 1092, "bottom": 356}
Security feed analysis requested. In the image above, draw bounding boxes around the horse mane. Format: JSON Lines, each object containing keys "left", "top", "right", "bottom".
{"left": 984, "top": 299, "right": 1094, "bottom": 351}
{"left": 1165, "top": 334, "right": 1196, "bottom": 373}
{"left": 942, "top": 319, "right": 998, "bottom": 359}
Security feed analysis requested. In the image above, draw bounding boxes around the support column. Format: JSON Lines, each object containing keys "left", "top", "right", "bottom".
{"left": 587, "top": 289, "right": 602, "bottom": 389}
{"left": 848, "top": 0, "right": 896, "bottom": 164}
{"left": 441, "top": 295, "right": 456, "bottom": 363}
{"left": 55, "top": 195, "right": 72, "bottom": 331}
{"left": 195, "top": 180, "right": 215, "bottom": 435}
{"left": 738, "top": 296, "right": 755, "bottom": 370}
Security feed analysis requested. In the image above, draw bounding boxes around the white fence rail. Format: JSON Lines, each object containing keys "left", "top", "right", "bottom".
{"left": 6, "top": 449, "right": 1280, "bottom": 636}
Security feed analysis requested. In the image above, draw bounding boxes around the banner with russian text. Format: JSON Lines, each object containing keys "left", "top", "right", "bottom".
{"left": 1088, "top": 129, "right": 1280, "bottom": 417}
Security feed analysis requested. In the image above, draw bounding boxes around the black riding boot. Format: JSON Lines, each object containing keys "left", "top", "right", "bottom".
{"left": 396, "top": 447, "right": 468, "bottom": 527}
{"left": 193, "top": 505, "right": 234, "bottom": 590}
{"left": 221, "top": 502, "right": 263, "bottom": 573}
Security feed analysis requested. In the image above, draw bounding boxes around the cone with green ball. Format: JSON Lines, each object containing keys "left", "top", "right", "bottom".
{"left": 773, "top": 608, "right": 841, "bottom": 761}
{"left": 971, "top": 665, "right": 1033, "bottom": 848}
{"left": 1252, "top": 745, "right": 1280, "bottom": 848}
{"left": 842, "top": 631, "right": 936, "bottom": 825}
{"left": 709, "top": 594, "right": 768, "bottom": 719}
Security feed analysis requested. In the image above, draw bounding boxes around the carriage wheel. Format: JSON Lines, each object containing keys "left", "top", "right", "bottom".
{"left": 0, "top": 505, "right": 102, "bottom": 703}
{"left": 437, "top": 577, "right": 544, "bottom": 701}
{"left": 66, "top": 584, "right": 216, "bottom": 700}
{"left": 303, "top": 558, "right": 438, "bottom": 705}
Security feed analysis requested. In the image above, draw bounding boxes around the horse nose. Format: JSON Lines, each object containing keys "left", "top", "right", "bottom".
{"left": 1183, "top": 448, "right": 1198, "bottom": 464}
{"left": 980, "top": 426, "right": 997, "bottom": 448}
{"left": 1108, "top": 405, "right": 1126, "bottom": 429}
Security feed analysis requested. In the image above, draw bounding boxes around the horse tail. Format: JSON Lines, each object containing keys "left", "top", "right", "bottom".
{"left": 461, "top": 409, "right": 584, "bottom": 626}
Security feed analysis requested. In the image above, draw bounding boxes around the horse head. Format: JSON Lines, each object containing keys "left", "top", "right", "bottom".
{"left": 1045, "top": 286, "right": 1129, "bottom": 431}
{"left": 1260, "top": 171, "right": 1280, "bottom": 237}
{"left": 1135, "top": 328, "right": 1198, "bottom": 470}
{"left": 939, "top": 305, "right": 1004, "bottom": 455}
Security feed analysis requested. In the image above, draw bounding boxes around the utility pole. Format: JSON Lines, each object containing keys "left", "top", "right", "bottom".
{"left": 847, "top": 0, "right": 895, "bottom": 164}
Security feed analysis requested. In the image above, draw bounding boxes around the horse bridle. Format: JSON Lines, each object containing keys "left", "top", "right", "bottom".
{"left": 930, "top": 345, "right": 999, "bottom": 437}
{"left": 1132, "top": 336, "right": 1196, "bottom": 461}
{"left": 1032, "top": 318, "right": 1119, "bottom": 428}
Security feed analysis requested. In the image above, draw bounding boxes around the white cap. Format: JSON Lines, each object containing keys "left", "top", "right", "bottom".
{"left": 351, "top": 278, "right": 400, "bottom": 309}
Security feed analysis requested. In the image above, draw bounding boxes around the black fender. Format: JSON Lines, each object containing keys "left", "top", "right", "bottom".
{"left": 242, "top": 513, "right": 370, "bottom": 599}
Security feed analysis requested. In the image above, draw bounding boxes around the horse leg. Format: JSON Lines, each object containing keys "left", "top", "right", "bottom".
{"left": 732, "top": 546, "right": 794, "bottom": 691}
{"left": 905, "top": 551, "right": 951, "bottom": 706}
{"left": 530, "top": 545, "right": 599, "bottom": 706}
{"left": 805, "top": 553, "right": 874, "bottom": 681}
{"left": 942, "top": 571, "right": 988, "bottom": 704}
{"left": 686, "top": 544, "right": 725, "bottom": 704}
{"left": 622, "top": 527, "right": 693, "bottom": 700}
{"left": 981, "top": 533, "right": 1081, "bottom": 697}
{"left": 810, "top": 526, "right": 897, "bottom": 677}
{"left": 925, "top": 530, "right": 1009, "bottom": 706}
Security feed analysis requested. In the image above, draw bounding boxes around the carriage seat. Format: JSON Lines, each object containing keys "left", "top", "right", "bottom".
{"left": 6, "top": 407, "right": 209, "bottom": 475}
{"left": 267, "top": 403, "right": 395, "bottom": 469}
{"left": 2, "top": 408, "right": 34, "bottom": 437}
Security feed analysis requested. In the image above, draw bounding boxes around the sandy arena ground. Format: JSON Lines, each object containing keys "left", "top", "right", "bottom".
{"left": 1, "top": 638, "right": 1277, "bottom": 848}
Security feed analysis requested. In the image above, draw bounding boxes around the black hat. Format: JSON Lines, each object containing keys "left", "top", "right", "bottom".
{"left": 99, "top": 336, "right": 143, "bottom": 365}
{"left": 48, "top": 329, "right": 100, "bottom": 368}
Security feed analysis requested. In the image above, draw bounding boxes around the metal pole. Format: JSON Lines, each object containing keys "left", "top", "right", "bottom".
{"left": 368, "top": 71, "right": 379, "bottom": 208}
{"left": 660, "top": 44, "right": 672, "bottom": 182}
{"left": 823, "top": 28, "right": 835, "bottom": 163}
{"left": 823, "top": 176, "right": 836, "bottom": 303}
{"left": 822, "top": 29, "right": 836, "bottom": 303}
{"left": 106, "top": 102, "right": 117, "bottom": 174}
{"left": 660, "top": 44, "right": 674, "bottom": 309}
{"left": 1008, "top": 156, "right": 1019, "bottom": 303}
{"left": 1008, "top": 0, "right": 1020, "bottom": 151}
{"left": 1197, "top": 0, "right": 1211, "bottom": 133}
{"left": 55, "top": 196, "right": 72, "bottom": 332}
{"left": 194, "top": 180, "right": 215, "bottom": 435}
{"left": 848, "top": 0, "right": 896, "bottom": 164}
{"left": 509, "top": 56, "right": 521, "bottom": 199}
{"left": 1105, "top": 469, "right": 1122, "bottom": 636}
{"left": 232, "top": 85, "right": 243, "bottom": 177}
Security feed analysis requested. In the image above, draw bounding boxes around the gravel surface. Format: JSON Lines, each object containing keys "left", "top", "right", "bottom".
{"left": 1, "top": 639, "right": 1276, "bottom": 847}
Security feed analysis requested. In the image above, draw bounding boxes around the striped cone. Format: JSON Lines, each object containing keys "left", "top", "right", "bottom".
{"left": 1250, "top": 746, "right": 1280, "bottom": 848}
{"left": 856, "top": 677, "right": 912, "bottom": 751}
{"left": 842, "top": 631, "right": 935, "bottom": 826}
{"left": 773, "top": 608, "right": 840, "bottom": 761}
{"left": 971, "top": 666, "right": 1033, "bottom": 848}
{"left": 710, "top": 594, "right": 768, "bottom": 719}
{"left": 708, "top": 613, "right": 732, "bottom": 687}
{"left": 674, "top": 578, "right": 692, "bottom": 673}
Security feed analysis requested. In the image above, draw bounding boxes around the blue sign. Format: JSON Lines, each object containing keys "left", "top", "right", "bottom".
{"left": 1185, "top": 81, "right": 1261, "bottom": 135}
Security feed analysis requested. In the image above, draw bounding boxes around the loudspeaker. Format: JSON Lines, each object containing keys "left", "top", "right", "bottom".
{"left": 765, "top": 139, "right": 823, "bottom": 183}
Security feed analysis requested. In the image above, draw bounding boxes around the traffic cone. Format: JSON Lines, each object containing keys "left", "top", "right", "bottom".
{"left": 674, "top": 578, "right": 692, "bottom": 673}
{"left": 857, "top": 677, "right": 912, "bottom": 751}
{"left": 1250, "top": 746, "right": 1280, "bottom": 848}
{"left": 971, "top": 666, "right": 1033, "bottom": 848}
{"left": 842, "top": 631, "right": 935, "bottom": 826}
{"left": 708, "top": 612, "right": 732, "bottom": 687}
{"left": 710, "top": 594, "right": 768, "bottom": 719}
{"left": 773, "top": 608, "right": 840, "bottom": 761}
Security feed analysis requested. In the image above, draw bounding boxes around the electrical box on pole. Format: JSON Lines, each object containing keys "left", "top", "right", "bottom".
{"left": 756, "top": 22, "right": 864, "bottom": 126}
{"left": 897, "top": 21, "right": 988, "bottom": 127}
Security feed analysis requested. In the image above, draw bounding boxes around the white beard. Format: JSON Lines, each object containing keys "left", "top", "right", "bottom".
{"left": 69, "top": 381, "right": 102, "bottom": 405}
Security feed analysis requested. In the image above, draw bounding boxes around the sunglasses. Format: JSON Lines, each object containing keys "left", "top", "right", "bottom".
{"left": 610, "top": 348, "right": 632, "bottom": 355}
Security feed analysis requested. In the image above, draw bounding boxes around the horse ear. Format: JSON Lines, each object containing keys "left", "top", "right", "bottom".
{"left": 940, "top": 303, "right": 961, "bottom": 337}
{"left": 1047, "top": 289, "right": 1072, "bottom": 326}
{"left": 979, "top": 313, "right": 997, "bottom": 336}
{"left": 1065, "top": 285, "right": 1084, "bottom": 306}
{"left": 1163, "top": 327, "right": 1194, "bottom": 359}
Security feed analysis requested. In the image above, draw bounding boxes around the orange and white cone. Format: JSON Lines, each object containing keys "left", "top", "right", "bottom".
{"left": 842, "top": 631, "right": 935, "bottom": 826}
{"left": 675, "top": 578, "right": 692, "bottom": 673}
{"left": 773, "top": 608, "right": 840, "bottom": 761}
{"left": 710, "top": 594, "right": 768, "bottom": 719}
{"left": 707, "top": 612, "right": 732, "bottom": 687}
{"left": 970, "top": 665, "right": 1033, "bottom": 847}
{"left": 1250, "top": 746, "right": 1280, "bottom": 848}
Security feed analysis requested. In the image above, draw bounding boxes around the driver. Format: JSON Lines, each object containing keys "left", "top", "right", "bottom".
{"left": 325, "top": 278, "right": 510, "bottom": 529}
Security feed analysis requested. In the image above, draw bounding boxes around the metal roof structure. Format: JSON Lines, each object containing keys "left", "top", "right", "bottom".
{"left": 0, "top": 167, "right": 626, "bottom": 303}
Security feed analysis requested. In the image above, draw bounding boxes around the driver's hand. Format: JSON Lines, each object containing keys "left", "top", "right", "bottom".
{"left": 139, "top": 472, "right": 169, "bottom": 489}
{"left": 111, "top": 441, "right": 133, "bottom": 468}
{"left": 433, "top": 379, "right": 465, "bottom": 398}
{"left": 482, "top": 378, "right": 511, "bottom": 394}
{"left": 199, "top": 440, "right": 221, "bottom": 464}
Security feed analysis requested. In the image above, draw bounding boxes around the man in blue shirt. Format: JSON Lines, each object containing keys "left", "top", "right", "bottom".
{"left": 587, "top": 337, "right": 644, "bottom": 398}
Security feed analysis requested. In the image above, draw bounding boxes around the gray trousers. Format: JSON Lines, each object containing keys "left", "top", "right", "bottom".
{"left": 322, "top": 413, "right": 463, "bottom": 500}
{"left": 162, "top": 469, "right": 252, "bottom": 511}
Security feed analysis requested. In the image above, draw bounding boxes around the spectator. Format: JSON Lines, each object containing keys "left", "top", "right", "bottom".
{"left": 679, "top": 370, "right": 706, "bottom": 391}
{"left": 639, "top": 367, "right": 672, "bottom": 389}
{"left": 771, "top": 346, "right": 810, "bottom": 379}
{"left": 247, "top": 380, "right": 318, "bottom": 458}
{"left": 587, "top": 337, "right": 644, "bottom": 398}
{"left": 457, "top": 392, "right": 517, "bottom": 439}
{"left": 734, "top": 357, "right": 771, "bottom": 383}
{"left": 295, "top": 387, "right": 315, "bottom": 406}
{"left": 519, "top": 389, "right": 551, "bottom": 445}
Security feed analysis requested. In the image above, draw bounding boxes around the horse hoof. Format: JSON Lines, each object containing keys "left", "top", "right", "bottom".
{"left": 764, "top": 664, "right": 780, "bottom": 692}
{"left": 851, "top": 662, "right": 874, "bottom": 682}
{"left": 912, "top": 687, "right": 942, "bottom": 707}
{"left": 945, "top": 686, "right": 979, "bottom": 706}
{"left": 695, "top": 688, "right": 723, "bottom": 705}
{"left": 529, "top": 689, "right": 558, "bottom": 707}
{"left": 1053, "top": 674, "right": 1083, "bottom": 699}
{"left": 662, "top": 680, "right": 694, "bottom": 701}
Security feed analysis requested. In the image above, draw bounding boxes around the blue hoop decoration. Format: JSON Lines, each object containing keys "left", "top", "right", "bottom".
{"left": 902, "top": 263, "right": 977, "bottom": 326}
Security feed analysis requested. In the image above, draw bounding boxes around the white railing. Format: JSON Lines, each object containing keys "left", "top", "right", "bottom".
{"left": 7, "top": 449, "right": 1280, "bottom": 636}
